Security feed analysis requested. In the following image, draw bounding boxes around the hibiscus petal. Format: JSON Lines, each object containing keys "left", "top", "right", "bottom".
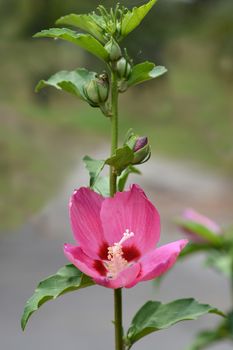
{"left": 100, "top": 185, "right": 160, "bottom": 254}
{"left": 70, "top": 187, "right": 105, "bottom": 258}
{"left": 64, "top": 244, "right": 100, "bottom": 279}
{"left": 94, "top": 263, "right": 141, "bottom": 289}
{"left": 137, "top": 239, "right": 188, "bottom": 282}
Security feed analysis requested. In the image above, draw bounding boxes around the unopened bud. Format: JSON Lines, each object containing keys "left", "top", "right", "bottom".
{"left": 84, "top": 73, "right": 109, "bottom": 107}
{"left": 116, "top": 57, "right": 132, "bottom": 79}
{"left": 125, "top": 132, "right": 151, "bottom": 165}
{"left": 105, "top": 37, "right": 122, "bottom": 61}
{"left": 134, "top": 137, "right": 148, "bottom": 152}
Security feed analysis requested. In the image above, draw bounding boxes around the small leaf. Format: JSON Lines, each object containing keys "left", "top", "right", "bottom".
{"left": 34, "top": 28, "right": 108, "bottom": 61}
{"left": 128, "top": 62, "right": 167, "bottom": 87}
{"left": 127, "top": 299, "right": 224, "bottom": 347}
{"left": 121, "top": 0, "right": 157, "bottom": 38}
{"left": 56, "top": 13, "right": 105, "bottom": 43}
{"left": 105, "top": 146, "right": 134, "bottom": 173}
{"left": 35, "top": 68, "right": 96, "bottom": 101}
{"left": 21, "top": 265, "right": 95, "bottom": 331}
{"left": 118, "top": 166, "right": 141, "bottom": 192}
{"left": 205, "top": 250, "right": 233, "bottom": 277}
{"left": 93, "top": 176, "right": 110, "bottom": 197}
{"left": 187, "top": 323, "right": 228, "bottom": 350}
{"left": 177, "top": 219, "right": 223, "bottom": 246}
{"left": 83, "top": 156, "right": 105, "bottom": 187}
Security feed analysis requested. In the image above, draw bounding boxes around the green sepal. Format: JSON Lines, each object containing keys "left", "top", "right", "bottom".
{"left": 83, "top": 156, "right": 105, "bottom": 187}
{"left": 118, "top": 166, "right": 141, "bottom": 192}
{"left": 21, "top": 265, "right": 95, "bottom": 331}
{"left": 56, "top": 13, "right": 105, "bottom": 43}
{"left": 34, "top": 28, "right": 109, "bottom": 61}
{"left": 127, "top": 62, "right": 167, "bottom": 87}
{"left": 126, "top": 298, "right": 224, "bottom": 348}
{"left": 121, "top": 0, "right": 158, "bottom": 38}
{"left": 35, "top": 68, "right": 97, "bottom": 103}
{"left": 105, "top": 145, "right": 134, "bottom": 174}
{"left": 177, "top": 219, "right": 223, "bottom": 246}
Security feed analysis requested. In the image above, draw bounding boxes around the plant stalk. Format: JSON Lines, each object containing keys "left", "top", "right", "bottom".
{"left": 110, "top": 70, "right": 123, "bottom": 350}
{"left": 110, "top": 70, "right": 118, "bottom": 196}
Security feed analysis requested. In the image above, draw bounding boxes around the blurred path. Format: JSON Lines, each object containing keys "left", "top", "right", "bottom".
{"left": 1, "top": 149, "right": 233, "bottom": 350}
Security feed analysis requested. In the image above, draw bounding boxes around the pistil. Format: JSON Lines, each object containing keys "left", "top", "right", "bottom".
{"left": 105, "top": 229, "right": 134, "bottom": 279}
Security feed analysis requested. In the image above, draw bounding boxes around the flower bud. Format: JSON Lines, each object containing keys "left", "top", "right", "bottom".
{"left": 116, "top": 57, "right": 132, "bottom": 79}
{"left": 125, "top": 132, "right": 151, "bottom": 165}
{"left": 179, "top": 209, "right": 221, "bottom": 244}
{"left": 84, "top": 73, "right": 109, "bottom": 107}
{"left": 105, "top": 37, "right": 122, "bottom": 61}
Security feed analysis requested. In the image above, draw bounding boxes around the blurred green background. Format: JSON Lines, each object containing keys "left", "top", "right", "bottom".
{"left": 0, "top": 0, "right": 233, "bottom": 230}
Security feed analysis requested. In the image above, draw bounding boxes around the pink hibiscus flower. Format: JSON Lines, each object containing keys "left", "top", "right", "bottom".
{"left": 64, "top": 185, "right": 187, "bottom": 289}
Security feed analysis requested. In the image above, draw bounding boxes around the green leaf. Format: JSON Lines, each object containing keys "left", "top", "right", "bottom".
{"left": 118, "top": 166, "right": 141, "bottom": 192}
{"left": 105, "top": 145, "right": 134, "bottom": 174}
{"left": 121, "top": 0, "right": 158, "bottom": 38}
{"left": 187, "top": 330, "right": 224, "bottom": 350}
{"left": 34, "top": 28, "right": 109, "bottom": 61}
{"left": 83, "top": 156, "right": 105, "bottom": 187}
{"left": 205, "top": 250, "right": 233, "bottom": 277}
{"left": 187, "top": 321, "right": 229, "bottom": 350}
{"left": 35, "top": 68, "right": 96, "bottom": 101}
{"left": 92, "top": 176, "right": 110, "bottom": 197}
{"left": 127, "top": 299, "right": 224, "bottom": 347}
{"left": 56, "top": 14, "right": 105, "bottom": 43}
{"left": 128, "top": 62, "right": 167, "bottom": 87}
{"left": 177, "top": 219, "right": 223, "bottom": 246}
{"left": 21, "top": 265, "right": 95, "bottom": 331}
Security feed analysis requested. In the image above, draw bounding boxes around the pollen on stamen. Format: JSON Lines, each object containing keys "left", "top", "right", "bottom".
{"left": 105, "top": 229, "right": 135, "bottom": 279}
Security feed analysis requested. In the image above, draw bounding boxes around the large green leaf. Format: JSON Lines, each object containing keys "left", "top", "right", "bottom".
{"left": 105, "top": 145, "right": 134, "bottom": 174}
{"left": 35, "top": 68, "right": 96, "bottom": 101}
{"left": 21, "top": 265, "right": 95, "bottom": 331}
{"left": 34, "top": 28, "right": 109, "bottom": 61}
{"left": 83, "top": 155, "right": 105, "bottom": 187}
{"left": 121, "top": 0, "right": 157, "bottom": 38}
{"left": 56, "top": 14, "right": 105, "bottom": 43}
{"left": 127, "top": 299, "right": 224, "bottom": 348}
{"left": 128, "top": 62, "right": 167, "bottom": 87}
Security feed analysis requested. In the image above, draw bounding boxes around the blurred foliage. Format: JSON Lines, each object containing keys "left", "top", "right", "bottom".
{"left": 0, "top": 0, "right": 233, "bottom": 230}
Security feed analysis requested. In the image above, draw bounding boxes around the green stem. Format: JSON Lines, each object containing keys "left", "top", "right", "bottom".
{"left": 114, "top": 288, "right": 123, "bottom": 350}
{"left": 110, "top": 70, "right": 123, "bottom": 350}
{"left": 110, "top": 70, "right": 118, "bottom": 197}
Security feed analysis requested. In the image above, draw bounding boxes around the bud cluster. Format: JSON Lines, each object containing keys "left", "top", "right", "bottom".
{"left": 104, "top": 37, "right": 132, "bottom": 92}
{"left": 84, "top": 72, "right": 109, "bottom": 107}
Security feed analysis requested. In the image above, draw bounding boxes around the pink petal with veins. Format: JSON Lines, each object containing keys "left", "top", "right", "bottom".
{"left": 100, "top": 185, "right": 160, "bottom": 254}
{"left": 69, "top": 187, "right": 104, "bottom": 259}
{"left": 137, "top": 239, "right": 188, "bottom": 283}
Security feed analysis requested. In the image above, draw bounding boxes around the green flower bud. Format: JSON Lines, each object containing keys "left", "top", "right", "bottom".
{"left": 105, "top": 37, "right": 122, "bottom": 61}
{"left": 84, "top": 73, "right": 109, "bottom": 107}
{"left": 126, "top": 132, "right": 151, "bottom": 165}
{"left": 116, "top": 57, "right": 132, "bottom": 79}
